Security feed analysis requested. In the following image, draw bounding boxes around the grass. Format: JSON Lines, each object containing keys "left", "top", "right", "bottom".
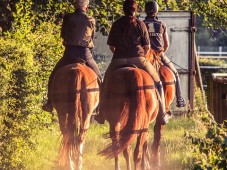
{"left": 26, "top": 112, "right": 207, "bottom": 170}
{"left": 83, "top": 116, "right": 200, "bottom": 170}
{"left": 23, "top": 87, "right": 210, "bottom": 170}
{"left": 24, "top": 123, "right": 61, "bottom": 170}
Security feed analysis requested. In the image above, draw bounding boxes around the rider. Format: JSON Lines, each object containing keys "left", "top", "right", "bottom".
{"left": 144, "top": 1, "right": 186, "bottom": 107}
{"left": 42, "top": 0, "right": 102, "bottom": 112}
{"left": 95, "top": 0, "right": 171, "bottom": 125}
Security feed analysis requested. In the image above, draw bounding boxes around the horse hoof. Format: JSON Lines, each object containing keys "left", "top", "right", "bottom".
{"left": 160, "top": 111, "right": 172, "bottom": 125}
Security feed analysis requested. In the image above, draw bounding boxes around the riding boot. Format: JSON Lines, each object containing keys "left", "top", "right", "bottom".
{"left": 42, "top": 98, "right": 53, "bottom": 112}
{"left": 156, "top": 81, "right": 172, "bottom": 125}
{"left": 42, "top": 73, "right": 54, "bottom": 112}
{"left": 175, "top": 73, "right": 186, "bottom": 107}
{"left": 94, "top": 77, "right": 106, "bottom": 124}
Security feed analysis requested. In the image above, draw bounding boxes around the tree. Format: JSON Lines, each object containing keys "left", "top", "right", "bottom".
{"left": 1, "top": 0, "right": 227, "bottom": 35}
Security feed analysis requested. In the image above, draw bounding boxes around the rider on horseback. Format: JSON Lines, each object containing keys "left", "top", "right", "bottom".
{"left": 42, "top": 0, "right": 102, "bottom": 112}
{"left": 144, "top": 1, "right": 186, "bottom": 107}
{"left": 95, "top": 0, "right": 170, "bottom": 125}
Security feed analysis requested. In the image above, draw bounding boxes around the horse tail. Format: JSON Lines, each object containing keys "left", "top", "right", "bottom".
{"left": 99, "top": 68, "right": 147, "bottom": 158}
{"left": 59, "top": 68, "right": 82, "bottom": 167}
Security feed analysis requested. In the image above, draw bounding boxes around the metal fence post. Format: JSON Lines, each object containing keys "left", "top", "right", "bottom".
{"left": 219, "top": 46, "right": 222, "bottom": 56}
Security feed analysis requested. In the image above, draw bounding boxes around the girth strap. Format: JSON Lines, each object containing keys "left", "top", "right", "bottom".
{"left": 163, "top": 81, "right": 175, "bottom": 86}
{"left": 137, "top": 85, "right": 156, "bottom": 90}
{"left": 75, "top": 88, "right": 99, "bottom": 93}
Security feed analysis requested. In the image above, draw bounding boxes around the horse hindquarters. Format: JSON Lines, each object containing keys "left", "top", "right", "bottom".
{"left": 159, "top": 65, "right": 175, "bottom": 112}
{"left": 151, "top": 65, "right": 175, "bottom": 168}
{"left": 51, "top": 64, "right": 99, "bottom": 170}
{"left": 100, "top": 68, "right": 158, "bottom": 170}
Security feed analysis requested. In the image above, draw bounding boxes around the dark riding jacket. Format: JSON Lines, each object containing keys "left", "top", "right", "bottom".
{"left": 107, "top": 16, "right": 150, "bottom": 59}
{"left": 143, "top": 16, "right": 167, "bottom": 52}
{"left": 61, "top": 9, "right": 95, "bottom": 49}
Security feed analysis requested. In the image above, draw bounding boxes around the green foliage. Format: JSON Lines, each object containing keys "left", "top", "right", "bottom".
{"left": 0, "top": 0, "right": 72, "bottom": 33}
{"left": 0, "top": 0, "right": 226, "bottom": 169}
{"left": 93, "top": 0, "right": 227, "bottom": 34}
{"left": 1, "top": 0, "right": 227, "bottom": 35}
{"left": 186, "top": 88, "right": 227, "bottom": 169}
{"left": 196, "top": 28, "right": 227, "bottom": 47}
{"left": 90, "top": 0, "right": 123, "bottom": 35}
{"left": 199, "top": 58, "right": 227, "bottom": 67}
{"left": 199, "top": 58, "right": 227, "bottom": 90}
{"left": 0, "top": 0, "right": 63, "bottom": 168}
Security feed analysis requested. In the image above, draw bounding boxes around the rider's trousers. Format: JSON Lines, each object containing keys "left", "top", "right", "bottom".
{"left": 160, "top": 53, "right": 184, "bottom": 100}
{"left": 160, "top": 53, "right": 177, "bottom": 74}
{"left": 103, "top": 57, "right": 166, "bottom": 113}
{"left": 46, "top": 46, "right": 101, "bottom": 102}
{"left": 104, "top": 57, "right": 161, "bottom": 84}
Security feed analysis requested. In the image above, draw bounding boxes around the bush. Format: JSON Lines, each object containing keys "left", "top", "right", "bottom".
{"left": 0, "top": 0, "right": 64, "bottom": 168}
{"left": 186, "top": 88, "right": 227, "bottom": 169}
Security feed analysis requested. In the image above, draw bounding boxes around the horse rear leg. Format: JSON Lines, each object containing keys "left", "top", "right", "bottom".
{"left": 142, "top": 139, "right": 151, "bottom": 170}
{"left": 76, "top": 112, "right": 92, "bottom": 170}
{"left": 76, "top": 130, "right": 86, "bottom": 170}
{"left": 110, "top": 123, "right": 121, "bottom": 170}
{"left": 164, "top": 85, "right": 175, "bottom": 113}
{"left": 134, "top": 132, "right": 148, "bottom": 170}
{"left": 114, "top": 156, "right": 121, "bottom": 170}
{"left": 151, "top": 117, "right": 164, "bottom": 169}
{"left": 123, "top": 145, "right": 132, "bottom": 170}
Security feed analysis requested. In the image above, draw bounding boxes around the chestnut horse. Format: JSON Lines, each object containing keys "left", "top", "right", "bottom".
{"left": 99, "top": 67, "right": 159, "bottom": 170}
{"left": 51, "top": 63, "right": 99, "bottom": 170}
{"left": 146, "top": 50, "right": 176, "bottom": 168}
{"left": 99, "top": 52, "right": 175, "bottom": 170}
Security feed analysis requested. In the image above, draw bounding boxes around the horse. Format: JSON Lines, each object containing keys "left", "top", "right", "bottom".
{"left": 146, "top": 50, "right": 176, "bottom": 168}
{"left": 99, "top": 66, "right": 159, "bottom": 170}
{"left": 99, "top": 51, "right": 176, "bottom": 170}
{"left": 51, "top": 63, "right": 99, "bottom": 170}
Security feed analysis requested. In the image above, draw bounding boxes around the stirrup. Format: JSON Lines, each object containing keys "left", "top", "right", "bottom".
{"left": 176, "top": 97, "right": 186, "bottom": 107}
{"left": 160, "top": 111, "right": 172, "bottom": 125}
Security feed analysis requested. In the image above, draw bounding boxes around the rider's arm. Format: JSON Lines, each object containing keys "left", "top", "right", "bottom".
{"left": 109, "top": 46, "right": 115, "bottom": 53}
{"left": 107, "top": 22, "right": 117, "bottom": 53}
{"left": 163, "top": 30, "right": 169, "bottom": 52}
{"left": 90, "top": 17, "right": 96, "bottom": 40}
{"left": 61, "top": 14, "right": 71, "bottom": 39}
{"left": 144, "top": 44, "right": 150, "bottom": 56}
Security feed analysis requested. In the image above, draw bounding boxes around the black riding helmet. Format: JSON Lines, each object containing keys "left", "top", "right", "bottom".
{"left": 145, "top": 1, "right": 159, "bottom": 15}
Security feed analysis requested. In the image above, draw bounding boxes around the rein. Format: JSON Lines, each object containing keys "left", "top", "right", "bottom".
{"left": 170, "top": 59, "right": 188, "bottom": 72}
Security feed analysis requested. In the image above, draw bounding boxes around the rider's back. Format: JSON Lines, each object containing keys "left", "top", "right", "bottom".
{"left": 107, "top": 16, "right": 149, "bottom": 59}
{"left": 144, "top": 16, "right": 166, "bottom": 52}
{"left": 61, "top": 10, "right": 95, "bottom": 48}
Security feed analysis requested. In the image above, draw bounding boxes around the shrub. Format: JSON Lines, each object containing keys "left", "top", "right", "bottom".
{"left": 0, "top": 0, "right": 64, "bottom": 168}
{"left": 186, "top": 88, "right": 227, "bottom": 169}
